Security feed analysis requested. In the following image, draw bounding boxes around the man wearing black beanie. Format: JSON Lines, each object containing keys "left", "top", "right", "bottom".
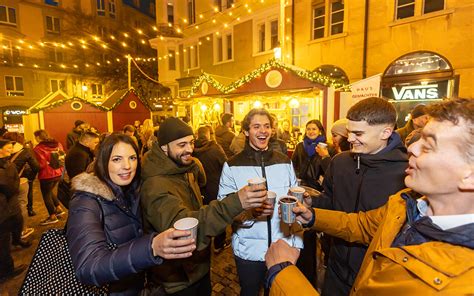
{"left": 141, "top": 117, "right": 268, "bottom": 295}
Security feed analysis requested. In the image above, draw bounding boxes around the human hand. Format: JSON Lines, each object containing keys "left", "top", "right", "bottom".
{"left": 265, "top": 239, "right": 300, "bottom": 269}
{"left": 251, "top": 200, "right": 275, "bottom": 218}
{"left": 316, "top": 145, "right": 329, "bottom": 158}
{"left": 303, "top": 192, "right": 312, "bottom": 207}
{"left": 151, "top": 228, "right": 196, "bottom": 259}
{"left": 237, "top": 184, "right": 267, "bottom": 210}
{"left": 292, "top": 203, "right": 313, "bottom": 225}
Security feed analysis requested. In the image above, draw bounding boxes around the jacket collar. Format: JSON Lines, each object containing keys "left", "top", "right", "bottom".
{"left": 71, "top": 172, "right": 115, "bottom": 201}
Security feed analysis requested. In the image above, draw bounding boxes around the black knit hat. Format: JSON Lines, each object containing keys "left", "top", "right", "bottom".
{"left": 74, "top": 120, "right": 85, "bottom": 128}
{"left": 157, "top": 117, "right": 194, "bottom": 146}
{"left": 411, "top": 104, "right": 427, "bottom": 119}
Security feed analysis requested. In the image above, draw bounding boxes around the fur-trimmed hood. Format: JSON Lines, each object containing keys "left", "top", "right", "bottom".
{"left": 71, "top": 172, "right": 115, "bottom": 201}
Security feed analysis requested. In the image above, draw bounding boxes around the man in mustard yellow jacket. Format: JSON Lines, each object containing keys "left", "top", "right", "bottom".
{"left": 265, "top": 98, "right": 474, "bottom": 295}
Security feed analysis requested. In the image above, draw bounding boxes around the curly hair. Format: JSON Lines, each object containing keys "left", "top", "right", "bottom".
{"left": 426, "top": 98, "right": 474, "bottom": 162}
{"left": 241, "top": 109, "right": 274, "bottom": 132}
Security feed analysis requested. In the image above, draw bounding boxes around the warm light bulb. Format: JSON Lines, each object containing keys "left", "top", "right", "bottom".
{"left": 253, "top": 101, "right": 262, "bottom": 108}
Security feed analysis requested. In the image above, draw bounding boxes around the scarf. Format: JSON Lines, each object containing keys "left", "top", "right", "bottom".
{"left": 391, "top": 193, "right": 474, "bottom": 249}
{"left": 303, "top": 135, "right": 326, "bottom": 158}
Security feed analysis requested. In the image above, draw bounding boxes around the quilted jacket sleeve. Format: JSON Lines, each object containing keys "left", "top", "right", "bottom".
{"left": 66, "top": 194, "right": 162, "bottom": 286}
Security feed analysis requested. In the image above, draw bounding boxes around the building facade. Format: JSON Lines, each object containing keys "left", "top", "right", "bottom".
{"left": 152, "top": 0, "right": 473, "bottom": 127}
{"left": 0, "top": 0, "right": 157, "bottom": 129}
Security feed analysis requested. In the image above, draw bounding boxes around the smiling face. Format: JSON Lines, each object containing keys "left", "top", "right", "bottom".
{"left": 244, "top": 114, "right": 272, "bottom": 150}
{"left": 164, "top": 135, "right": 195, "bottom": 166}
{"left": 305, "top": 123, "right": 321, "bottom": 140}
{"left": 405, "top": 119, "right": 473, "bottom": 197}
{"left": 0, "top": 143, "right": 13, "bottom": 158}
{"left": 347, "top": 120, "right": 392, "bottom": 154}
{"left": 108, "top": 142, "right": 138, "bottom": 186}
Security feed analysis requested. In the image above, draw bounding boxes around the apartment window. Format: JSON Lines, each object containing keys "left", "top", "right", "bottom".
{"left": 424, "top": 0, "right": 444, "bottom": 13}
{"left": 1, "top": 40, "right": 20, "bottom": 62}
{"left": 91, "top": 84, "right": 104, "bottom": 96}
{"left": 46, "top": 16, "right": 60, "bottom": 33}
{"left": 50, "top": 79, "right": 66, "bottom": 92}
{"left": 187, "top": 0, "right": 195, "bottom": 24}
{"left": 5, "top": 76, "right": 24, "bottom": 96}
{"left": 214, "top": 33, "right": 232, "bottom": 63}
{"left": 48, "top": 48, "right": 64, "bottom": 62}
{"left": 396, "top": 0, "right": 415, "bottom": 19}
{"left": 184, "top": 44, "right": 198, "bottom": 69}
{"left": 312, "top": 0, "right": 344, "bottom": 40}
{"left": 255, "top": 18, "right": 279, "bottom": 53}
{"left": 0, "top": 6, "right": 17, "bottom": 25}
{"left": 108, "top": 0, "right": 116, "bottom": 18}
{"left": 45, "top": 0, "right": 59, "bottom": 6}
{"left": 167, "top": 1, "right": 174, "bottom": 23}
{"left": 97, "top": 0, "right": 105, "bottom": 16}
{"left": 168, "top": 49, "right": 176, "bottom": 71}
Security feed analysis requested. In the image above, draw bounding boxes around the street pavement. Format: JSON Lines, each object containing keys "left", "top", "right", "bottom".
{"left": 0, "top": 179, "right": 243, "bottom": 296}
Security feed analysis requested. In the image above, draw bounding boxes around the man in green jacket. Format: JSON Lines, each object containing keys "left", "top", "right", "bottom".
{"left": 141, "top": 117, "right": 268, "bottom": 295}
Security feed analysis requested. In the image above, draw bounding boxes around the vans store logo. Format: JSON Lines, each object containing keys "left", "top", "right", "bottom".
{"left": 392, "top": 84, "right": 438, "bottom": 100}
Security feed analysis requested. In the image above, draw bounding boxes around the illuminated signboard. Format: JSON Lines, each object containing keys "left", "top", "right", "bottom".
{"left": 382, "top": 80, "right": 448, "bottom": 101}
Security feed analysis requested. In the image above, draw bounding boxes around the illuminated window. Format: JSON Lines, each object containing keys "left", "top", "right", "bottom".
{"left": 1, "top": 40, "right": 20, "bottom": 62}
{"left": 0, "top": 6, "right": 17, "bottom": 25}
{"left": 312, "top": 0, "right": 344, "bottom": 40}
{"left": 384, "top": 51, "right": 451, "bottom": 76}
{"left": 5, "top": 76, "right": 24, "bottom": 96}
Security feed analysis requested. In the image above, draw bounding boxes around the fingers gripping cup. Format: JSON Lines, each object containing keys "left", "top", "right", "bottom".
{"left": 317, "top": 142, "right": 328, "bottom": 149}
{"left": 279, "top": 196, "right": 298, "bottom": 224}
{"left": 173, "top": 217, "right": 199, "bottom": 240}
{"left": 289, "top": 186, "right": 305, "bottom": 203}
{"left": 266, "top": 191, "right": 277, "bottom": 207}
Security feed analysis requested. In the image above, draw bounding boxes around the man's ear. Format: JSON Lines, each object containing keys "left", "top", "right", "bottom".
{"left": 459, "top": 169, "right": 474, "bottom": 191}
{"left": 244, "top": 130, "right": 249, "bottom": 137}
{"left": 161, "top": 144, "right": 168, "bottom": 155}
{"left": 381, "top": 126, "right": 394, "bottom": 140}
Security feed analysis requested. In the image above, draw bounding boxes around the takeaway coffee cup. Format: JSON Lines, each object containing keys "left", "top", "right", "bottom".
{"left": 248, "top": 177, "right": 266, "bottom": 189}
{"left": 317, "top": 142, "right": 328, "bottom": 149}
{"left": 279, "top": 196, "right": 298, "bottom": 224}
{"left": 289, "top": 186, "right": 305, "bottom": 203}
{"left": 266, "top": 191, "right": 277, "bottom": 207}
{"left": 173, "top": 217, "right": 199, "bottom": 240}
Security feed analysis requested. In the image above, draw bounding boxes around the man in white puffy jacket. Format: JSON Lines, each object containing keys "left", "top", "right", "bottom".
{"left": 218, "top": 108, "right": 303, "bottom": 296}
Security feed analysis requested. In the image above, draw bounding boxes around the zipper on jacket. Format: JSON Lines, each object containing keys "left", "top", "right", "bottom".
{"left": 259, "top": 151, "right": 272, "bottom": 248}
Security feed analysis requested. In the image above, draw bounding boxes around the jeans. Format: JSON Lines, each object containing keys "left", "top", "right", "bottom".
{"left": 39, "top": 178, "right": 60, "bottom": 216}
{"left": 0, "top": 213, "right": 22, "bottom": 276}
{"left": 27, "top": 179, "right": 34, "bottom": 211}
{"left": 234, "top": 255, "right": 267, "bottom": 296}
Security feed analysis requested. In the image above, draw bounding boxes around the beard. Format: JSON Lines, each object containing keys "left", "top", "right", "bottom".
{"left": 168, "top": 147, "right": 193, "bottom": 167}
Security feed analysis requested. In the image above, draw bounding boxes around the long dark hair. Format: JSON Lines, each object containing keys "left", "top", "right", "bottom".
{"left": 94, "top": 133, "right": 141, "bottom": 196}
{"left": 305, "top": 119, "right": 326, "bottom": 137}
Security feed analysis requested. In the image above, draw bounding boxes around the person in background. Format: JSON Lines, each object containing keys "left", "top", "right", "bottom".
{"left": 218, "top": 108, "right": 301, "bottom": 296}
{"left": 140, "top": 119, "right": 155, "bottom": 156}
{"left": 193, "top": 126, "right": 229, "bottom": 253}
{"left": 122, "top": 124, "right": 139, "bottom": 147}
{"left": 329, "top": 118, "right": 350, "bottom": 153}
{"left": 215, "top": 113, "right": 236, "bottom": 158}
{"left": 0, "top": 139, "right": 28, "bottom": 283}
{"left": 230, "top": 128, "right": 246, "bottom": 155}
{"left": 3, "top": 132, "right": 39, "bottom": 238}
{"left": 269, "top": 114, "right": 288, "bottom": 155}
{"left": 396, "top": 104, "right": 429, "bottom": 144}
{"left": 33, "top": 129, "right": 66, "bottom": 225}
{"left": 67, "top": 134, "right": 196, "bottom": 295}
{"left": 133, "top": 120, "right": 143, "bottom": 151}
{"left": 65, "top": 131, "right": 100, "bottom": 180}
{"left": 309, "top": 97, "right": 408, "bottom": 296}
{"left": 140, "top": 117, "right": 267, "bottom": 295}
{"left": 66, "top": 120, "right": 89, "bottom": 150}
{"left": 265, "top": 97, "right": 474, "bottom": 295}
{"left": 278, "top": 119, "right": 292, "bottom": 144}
{"left": 291, "top": 119, "right": 328, "bottom": 191}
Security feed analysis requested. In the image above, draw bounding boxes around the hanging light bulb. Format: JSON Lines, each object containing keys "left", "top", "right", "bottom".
{"left": 253, "top": 101, "right": 262, "bottom": 108}
{"left": 288, "top": 98, "right": 300, "bottom": 108}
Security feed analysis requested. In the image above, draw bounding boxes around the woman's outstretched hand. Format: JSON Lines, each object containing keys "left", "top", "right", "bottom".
{"left": 152, "top": 228, "right": 196, "bottom": 259}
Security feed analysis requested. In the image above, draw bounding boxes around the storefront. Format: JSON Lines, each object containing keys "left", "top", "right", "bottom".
{"left": 1, "top": 106, "right": 28, "bottom": 132}
{"left": 381, "top": 51, "right": 456, "bottom": 128}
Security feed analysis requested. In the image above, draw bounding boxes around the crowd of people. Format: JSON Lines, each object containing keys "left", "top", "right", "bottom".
{"left": 0, "top": 97, "right": 472, "bottom": 296}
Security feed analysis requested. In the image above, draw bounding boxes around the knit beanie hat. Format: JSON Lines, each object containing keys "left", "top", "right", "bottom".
{"left": 157, "top": 117, "right": 194, "bottom": 146}
{"left": 74, "top": 120, "right": 85, "bottom": 128}
{"left": 411, "top": 104, "right": 427, "bottom": 119}
{"left": 331, "top": 118, "right": 348, "bottom": 138}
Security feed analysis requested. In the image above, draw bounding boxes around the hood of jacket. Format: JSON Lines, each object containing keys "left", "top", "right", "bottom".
{"left": 194, "top": 138, "right": 213, "bottom": 152}
{"left": 141, "top": 141, "right": 198, "bottom": 179}
{"left": 71, "top": 172, "right": 115, "bottom": 201}
{"left": 215, "top": 125, "right": 230, "bottom": 137}
{"left": 356, "top": 132, "right": 407, "bottom": 169}
{"left": 37, "top": 139, "right": 60, "bottom": 150}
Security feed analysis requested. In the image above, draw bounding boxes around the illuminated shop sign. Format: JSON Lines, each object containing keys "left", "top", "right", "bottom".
{"left": 4, "top": 110, "right": 26, "bottom": 115}
{"left": 382, "top": 80, "right": 448, "bottom": 101}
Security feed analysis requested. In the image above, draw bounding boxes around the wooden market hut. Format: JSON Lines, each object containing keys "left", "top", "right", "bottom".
{"left": 101, "top": 88, "right": 152, "bottom": 132}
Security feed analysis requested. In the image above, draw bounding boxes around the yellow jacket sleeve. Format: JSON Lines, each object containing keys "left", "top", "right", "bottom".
{"left": 270, "top": 265, "right": 319, "bottom": 296}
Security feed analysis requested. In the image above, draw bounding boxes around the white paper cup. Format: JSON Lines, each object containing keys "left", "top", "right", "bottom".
{"left": 173, "top": 217, "right": 199, "bottom": 240}
{"left": 289, "top": 186, "right": 305, "bottom": 203}
{"left": 317, "top": 142, "right": 328, "bottom": 148}
{"left": 248, "top": 177, "right": 266, "bottom": 188}
{"left": 266, "top": 191, "right": 277, "bottom": 207}
{"left": 279, "top": 196, "right": 298, "bottom": 224}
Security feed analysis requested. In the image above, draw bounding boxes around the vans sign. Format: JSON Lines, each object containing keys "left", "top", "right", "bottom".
{"left": 382, "top": 80, "right": 448, "bottom": 101}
